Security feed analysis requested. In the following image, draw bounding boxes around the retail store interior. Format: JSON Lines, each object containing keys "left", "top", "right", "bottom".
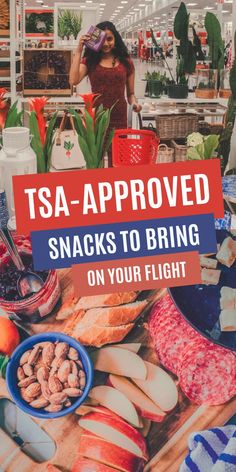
{"left": 0, "top": 0, "right": 236, "bottom": 173}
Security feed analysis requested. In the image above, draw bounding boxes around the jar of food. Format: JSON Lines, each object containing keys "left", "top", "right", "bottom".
{"left": 0, "top": 235, "right": 61, "bottom": 323}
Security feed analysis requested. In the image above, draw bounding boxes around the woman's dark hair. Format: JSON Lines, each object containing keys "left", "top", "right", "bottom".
{"left": 83, "top": 21, "right": 132, "bottom": 73}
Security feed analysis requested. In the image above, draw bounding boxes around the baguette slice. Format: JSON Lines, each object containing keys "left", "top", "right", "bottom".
{"left": 77, "top": 300, "right": 147, "bottom": 328}
{"left": 199, "top": 256, "right": 217, "bottom": 269}
{"left": 56, "top": 297, "right": 77, "bottom": 320}
{"left": 64, "top": 310, "right": 86, "bottom": 335}
{"left": 75, "top": 292, "right": 139, "bottom": 310}
{"left": 201, "top": 268, "right": 221, "bottom": 285}
{"left": 220, "top": 309, "right": 236, "bottom": 331}
{"left": 67, "top": 323, "right": 134, "bottom": 347}
{"left": 220, "top": 287, "right": 236, "bottom": 310}
{"left": 216, "top": 237, "right": 236, "bottom": 268}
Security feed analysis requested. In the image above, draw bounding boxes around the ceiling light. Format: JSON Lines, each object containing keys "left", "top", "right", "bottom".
{"left": 222, "top": 10, "right": 230, "bottom": 12}
{"left": 121, "top": 0, "right": 128, "bottom": 3}
{"left": 100, "top": 2, "right": 106, "bottom": 5}
{"left": 138, "top": 4, "right": 146, "bottom": 6}
{"left": 117, "top": 5, "right": 124, "bottom": 8}
{"left": 86, "top": 0, "right": 92, "bottom": 3}
{"left": 187, "top": 2, "right": 198, "bottom": 5}
{"left": 204, "top": 6, "right": 214, "bottom": 9}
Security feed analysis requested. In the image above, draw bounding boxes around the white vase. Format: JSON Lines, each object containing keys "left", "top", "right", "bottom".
{"left": 0, "top": 127, "right": 37, "bottom": 218}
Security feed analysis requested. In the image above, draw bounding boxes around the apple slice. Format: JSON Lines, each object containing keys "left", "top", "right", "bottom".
{"left": 91, "top": 347, "right": 146, "bottom": 379}
{"left": 141, "top": 418, "right": 151, "bottom": 438}
{"left": 76, "top": 405, "right": 123, "bottom": 418}
{"left": 109, "top": 374, "right": 166, "bottom": 422}
{"left": 110, "top": 343, "right": 141, "bottom": 353}
{"left": 72, "top": 456, "right": 118, "bottom": 472}
{"left": 132, "top": 361, "right": 178, "bottom": 412}
{"left": 79, "top": 432, "right": 144, "bottom": 472}
{"left": 84, "top": 397, "right": 99, "bottom": 406}
{"left": 79, "top": 411, "right": 148, "bottom": 460}
{"left": 89, "top": 386, "right": 140, "bottom": 427}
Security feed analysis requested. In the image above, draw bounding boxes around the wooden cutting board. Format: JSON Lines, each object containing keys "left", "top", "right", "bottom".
{"left": 1, "top": 268, "right": 236, "bottom": 472}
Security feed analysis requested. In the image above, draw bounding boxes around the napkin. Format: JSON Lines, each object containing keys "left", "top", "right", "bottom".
{"left": 179, "top": 426, "right": 236, "bottom": 472}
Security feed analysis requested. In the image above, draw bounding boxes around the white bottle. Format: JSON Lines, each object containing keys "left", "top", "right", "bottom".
{"left": 0, "top": 127, "right": 37, "bottom": 218}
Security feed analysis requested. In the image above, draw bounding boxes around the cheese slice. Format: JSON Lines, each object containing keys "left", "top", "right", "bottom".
{"left": 200, "top": 256, "right": 217, "bottom": 269}
{"left": 201, "top": 268, "right": 221, "bottom": 285}
{"left": 216, "top": 237, "right": 236, "bottom": 268}
{"left": 220, "top": 309, "right": 236, "bottom": 331}
{"left": 220, "top": 286, "right": 236, "bottom": 310}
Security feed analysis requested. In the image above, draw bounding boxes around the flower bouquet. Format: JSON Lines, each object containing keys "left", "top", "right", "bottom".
{"left": 187, "top": 132, "right": 220, "bottom": 160}
{"left": 71, "top": 93, "right": 115, "bottom": 169}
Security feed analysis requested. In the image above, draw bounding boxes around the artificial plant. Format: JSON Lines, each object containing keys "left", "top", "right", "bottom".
{"left": 145, "top": 70, "right": 168, "bottom": 84}
{"left": 174, "top": 2, "right": 204, "bottom": 82}
{"left": 70, "top": 93, "right": 115, "bottom": 169}
{"left": 204, "top": 12, "right": 224, "bottom": 71}
{"left": 187, "top": 132, "right": 219, "bottom": 160}
{"left": 58, "top": 9, "right": 82, "bottom": 40}
{"left": 150, "top": 29, "right": 175, "bottom": 82}
{"left": 218, "top": 33, "right": 236, "bottom": 173}
{"left": 28, "top": 97, "right": 58, "bottom": 173}
{"left": 0, "top": 88, "right": 23, "bottom": 131}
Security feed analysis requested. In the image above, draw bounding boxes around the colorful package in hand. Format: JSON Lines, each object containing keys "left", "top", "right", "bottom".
{"left": 84, "top": 26, "right": 106, "bottom": 52}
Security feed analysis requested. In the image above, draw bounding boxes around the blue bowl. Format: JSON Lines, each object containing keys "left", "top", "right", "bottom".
{"left": 6, "top": 332, "right": 94, "bottom": 419}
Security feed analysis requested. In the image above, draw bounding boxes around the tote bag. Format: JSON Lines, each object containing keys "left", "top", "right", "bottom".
{"left": 50, "top": 113, "right": 86, "bottom": 170}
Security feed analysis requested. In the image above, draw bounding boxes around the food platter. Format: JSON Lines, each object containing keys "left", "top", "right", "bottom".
{"left": 1, "top": 233, "right": 236, "bottom": 471}
{"left": 169, "top": 230, "right": 236, "bottom": 351}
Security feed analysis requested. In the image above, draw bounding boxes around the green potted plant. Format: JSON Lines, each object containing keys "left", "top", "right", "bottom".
{"left": 28, "top": 97, "right": 58, "bottom": 173}
{"left": 145, "top": 71, "right": 167, "bottom": 98}
{"left": 71, "top": 93, "right": 115, "bottom": 169}
{"left": 170, "top": 2, "right": 204, "bottom": 99}
{"left": 58, "top": 9, "right": 82, "bottom": 41}
{"left": 186, "top": 132, "right": 220, "bottom": 160}
{"left": 168, "top": 56, "right": 189, "bottom": 99}
{"left": 195, "top": 12, "right": 224, "bottom": 99}
{"left": 218, "top": 33, "right": 236, "bottom": 173}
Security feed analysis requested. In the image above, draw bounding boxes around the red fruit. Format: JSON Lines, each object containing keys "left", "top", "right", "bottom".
{"left": 0, "top": 317, "right": 20, "bottom": 355}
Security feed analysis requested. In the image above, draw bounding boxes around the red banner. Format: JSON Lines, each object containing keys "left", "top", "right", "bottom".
{"left": 13, "top": 160, "right": 224, "bottom": 233}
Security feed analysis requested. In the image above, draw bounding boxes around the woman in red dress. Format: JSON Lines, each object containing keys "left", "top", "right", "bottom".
{"left": 69, "top": 21, "right": 141, "bottom": 161}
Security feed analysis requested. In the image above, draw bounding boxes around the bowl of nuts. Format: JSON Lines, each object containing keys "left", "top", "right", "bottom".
{"left": 6, "top": 332, "right": 93, "bottom": 418}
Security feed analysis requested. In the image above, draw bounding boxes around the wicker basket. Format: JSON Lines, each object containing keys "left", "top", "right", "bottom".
{"left": 171, "top": 139, "right": 188, "bottom": 162}
{"left": 157, "top": 143, "right": 174, "bottom": 163}
{"left": 155, "top": 113, "right": 199, "bottom": 140}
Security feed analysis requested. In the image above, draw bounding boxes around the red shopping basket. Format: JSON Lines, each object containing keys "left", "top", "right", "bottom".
{"left": 112, "top": 129, "right": 160, "bottom": 167}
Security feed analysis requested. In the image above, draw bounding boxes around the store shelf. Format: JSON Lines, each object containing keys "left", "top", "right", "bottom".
{"left": 0, "top": 56, "right": 23, "bottom": 62}
{"left": 0, "top": 73, "right": 23, "bottom": 81}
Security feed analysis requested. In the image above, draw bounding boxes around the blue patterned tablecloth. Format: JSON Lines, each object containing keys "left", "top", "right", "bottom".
{"left": 222, "top": 175, "right": 236, "bottom": 203}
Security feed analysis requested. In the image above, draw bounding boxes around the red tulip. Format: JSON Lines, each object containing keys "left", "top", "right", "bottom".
{"left": 28, "top": 96, "right": 48, "bottom": 146}
{"left": 79, "top": 93, "right": 100, "bottom": 125}
{"left": 0, "top": 88, "right": 9, "bottom": 130}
